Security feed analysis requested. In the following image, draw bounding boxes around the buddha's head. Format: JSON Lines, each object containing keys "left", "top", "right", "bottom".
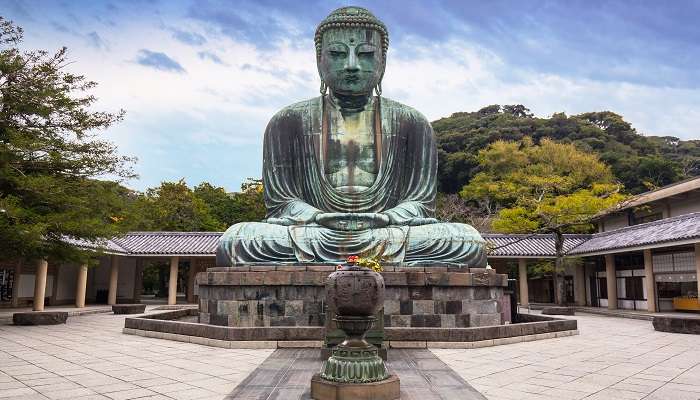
{"left": 315, "top": 7, "right": 389, "bottom": 97}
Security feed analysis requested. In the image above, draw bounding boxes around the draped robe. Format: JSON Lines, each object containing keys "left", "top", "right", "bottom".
{"left": 217, "top": 96, "right": 487, "bottom": 266}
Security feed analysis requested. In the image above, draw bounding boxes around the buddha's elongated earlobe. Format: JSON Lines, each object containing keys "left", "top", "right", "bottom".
{"left": 320, "top": 80, "right": 328, "bottom": 95}
{"left": 374, "top": 81, "right": 382, "bottom": 96}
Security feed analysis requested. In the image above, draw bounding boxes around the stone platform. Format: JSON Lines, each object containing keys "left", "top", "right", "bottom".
{"left": 123, "top": 308, "right": 578, "bottom": 348}
{"left": 227, "top": 348, "right": 486, "bottom": 399}
{"left": 653, "top": 315, "right": 700, "bottom": 334}
{"left": 112, "top": 304, "right": 147, "bottom": 314}
{"left": 196, "top": 265, "right": 510, "bottom": 332}
{"left": 542, "top": 306, "right": 575, "bottom": 316}
{"left": 13, "top": 311, "right": 68, "bottom": 325}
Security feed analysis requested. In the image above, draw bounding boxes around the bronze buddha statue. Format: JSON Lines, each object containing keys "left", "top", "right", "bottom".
{"left": 217, "top": 6, "right": 487, "bottom": 266}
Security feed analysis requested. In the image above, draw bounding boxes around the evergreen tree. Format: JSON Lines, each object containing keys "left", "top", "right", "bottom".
{"left": 0, "top": 18, "right": 134, "bottom": 262}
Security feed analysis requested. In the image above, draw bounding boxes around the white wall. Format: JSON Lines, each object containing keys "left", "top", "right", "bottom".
{"left": 670, "top": 192, "right": 700, "bottom": 217}
{"left": 17, "top": 274, "right": 53, "bottom": 298}
{"left": 601, "top": 214, "right": 628, "bottom": 232}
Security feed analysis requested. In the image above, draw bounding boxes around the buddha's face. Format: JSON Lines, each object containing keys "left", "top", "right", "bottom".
{"left": 319, "top": 27, "right": 383, "bottom": 96}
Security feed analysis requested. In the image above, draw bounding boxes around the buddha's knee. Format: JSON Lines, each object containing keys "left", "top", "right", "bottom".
{"left": 409, "top": 222, "right": 482, "bottom": 241}
{"left": 406, "top": 222, "right": 487, "bottom": 266}
{"left": 216, "top": 222, "right": 293, "bottom": 266}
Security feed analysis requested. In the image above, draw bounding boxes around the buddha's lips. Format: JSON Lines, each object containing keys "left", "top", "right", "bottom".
{"left": 344, "top": 75, "right": 360, "bottom": 83}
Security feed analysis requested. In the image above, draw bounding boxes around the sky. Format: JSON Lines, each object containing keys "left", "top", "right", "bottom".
{"left": 2, "top": 0, "right": 700, "bottom": 191}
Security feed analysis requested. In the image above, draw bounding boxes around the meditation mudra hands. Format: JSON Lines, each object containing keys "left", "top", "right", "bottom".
{"left": 265, "top": 211, "right": 439, "bottom": 230}
{"left": 315, "top": 212, "right": 389, "bottom": 231}
{"left": 314, "top": 212, "right": 439, "bottom": 231}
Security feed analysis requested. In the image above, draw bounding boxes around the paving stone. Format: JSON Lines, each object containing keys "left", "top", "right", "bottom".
{"left": 0, "top": 311, "right": 271, "bottom": 400}
{"left": 433, "top": 311, "right": 700, "bottom": 400}
{"left": 103, "top": 388, "right": 159, "bottom": 400}
{"left": 0, "top": 387, "right": 42, "bottom": 399}
{"left": 228, "top": 348, "right": 486, "bottom": 399}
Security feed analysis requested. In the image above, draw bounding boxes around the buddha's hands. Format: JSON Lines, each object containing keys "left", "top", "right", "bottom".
{"left": 265, "top": 217, "right": 295, "bottom": 226}
{"left": 315, "top": 212, "right": 390, "bottom": 231}
{"left": 406, "top": 217, "right": 439, "bottom": 226}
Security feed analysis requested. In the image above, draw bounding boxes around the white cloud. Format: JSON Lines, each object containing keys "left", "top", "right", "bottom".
{"left": 383, "top": 39, "right": 700, "bottom": 140}
{"left": 14, "top": 11, "right": 700, "bottom": 191}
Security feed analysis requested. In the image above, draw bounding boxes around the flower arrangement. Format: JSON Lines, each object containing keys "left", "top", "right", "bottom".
{"left": 341, "top": 255, "right": 383, "bottom": 272}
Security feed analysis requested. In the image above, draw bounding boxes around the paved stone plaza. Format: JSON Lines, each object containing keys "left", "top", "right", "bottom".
{"left": 433, "top": 313, "right": 700, "bottom": 400}
{"left": 1, "top": 311, "right": 699, "bottom": 399}
{"left": 0, "top": 313, "right": 272, "bottom": 399}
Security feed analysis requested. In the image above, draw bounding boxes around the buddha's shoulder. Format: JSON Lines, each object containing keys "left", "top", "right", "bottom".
{"left": 267, "top": 96, "right": 430, "bottom": 124}
{"left": 380, "top": 97, "right": 430, "bottom": 124}
{"left": 270, "top": 98, "right": 322, "bottom": 120}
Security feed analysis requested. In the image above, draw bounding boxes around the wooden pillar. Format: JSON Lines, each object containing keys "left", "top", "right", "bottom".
{"left": 605, "top": 254, "right": 618, "bottom": 310}
{"left": 518, "top": 258, "right": 529, "bottom": 307}
{"left": 75, "top": 263, "right": 88, "bottom": 308}
{"left": 108, "top": 255, "right": 119, "bottom": 305}
{"left": 33, "top": 259, "right": 48, "bottom": 311}
{"left": 643, "top": 249, "right": 656, "bottom": 313}
{"left": 574, "top": 263, "right": 586, "bottom": 306}
{"left": 168, "top": 256, "right": 179, "bottom": 305}
{"left": 696, "top": 244, "right": 700, "bottom": 305}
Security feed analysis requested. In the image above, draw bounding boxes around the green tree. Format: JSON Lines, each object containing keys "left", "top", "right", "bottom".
{"left": 231, "top": 178, "right": 265, "bottom": 224}
{"left": 139, "top": 180, "right": 223, "bottom": 231}
{"left": 461, "top": 138, "right": 627, "bottom": 305}
{"left": 133, "top": 178, "right": 266, "bottom": 232}
{"left": 193, "top": 179, "right": 266, "bottom": 226}
{"left": 433, "top": 105, "right": 700, "bottom": 194}
{"left": 0, "top": 18, "right": 134, "bottom": 263}
{"left": 193, "top": 182, "right": 238, "bottom": 226}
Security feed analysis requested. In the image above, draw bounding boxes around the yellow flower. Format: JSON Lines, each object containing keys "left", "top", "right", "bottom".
{"left": 355, "top": 256, "right": 383, "bottom": 272}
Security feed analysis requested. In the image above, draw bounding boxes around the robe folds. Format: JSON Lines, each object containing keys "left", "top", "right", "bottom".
{"left": 217, "top": 96, "right": 487, "bottom": 267}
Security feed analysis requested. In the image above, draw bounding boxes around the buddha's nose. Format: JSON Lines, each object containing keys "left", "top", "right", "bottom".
{"left": 345, "top": 52, "right": 359, "bottom": 72}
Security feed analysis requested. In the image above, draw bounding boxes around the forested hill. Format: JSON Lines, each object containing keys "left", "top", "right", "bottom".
{"left": 433, "top": 105, "right": 700, "bottom": 194}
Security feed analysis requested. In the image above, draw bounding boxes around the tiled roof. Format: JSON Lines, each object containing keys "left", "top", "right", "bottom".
{"left": 64, "top": 236, "right": 130, "bottom": 254}
{"left": 484, "top": 234, "right": 591, "bottom": 258}
{"left": 110, "top": 232, "right": 223, "bottom": 255}
{"left": 569, "top": 212, "right": 700, "bottom": 255}
{"left": 66, "top": 214, "right": 700, "bottom": 258}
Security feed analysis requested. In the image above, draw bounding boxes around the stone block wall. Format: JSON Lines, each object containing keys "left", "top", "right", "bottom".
{"left": 195, "top": 265, "right": 509, "bottom": 329}
{"left": 381, "top": 287, "right": 503, "bottom": 328}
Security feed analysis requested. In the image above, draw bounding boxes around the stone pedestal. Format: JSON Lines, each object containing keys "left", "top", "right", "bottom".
{"left": 311, "top": 373, "right": 400, "bottom": 400}
{"left": 196, "top": 265, "right": 509, "bottom": 333}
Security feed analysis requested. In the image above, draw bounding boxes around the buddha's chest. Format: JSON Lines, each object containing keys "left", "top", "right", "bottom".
{"left": 324, "top": 109, "right": 377, "bottom": 191}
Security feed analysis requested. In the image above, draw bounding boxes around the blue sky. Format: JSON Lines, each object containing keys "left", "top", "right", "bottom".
{"left": 3, "top": 0, "right": 700, "bottom": 191}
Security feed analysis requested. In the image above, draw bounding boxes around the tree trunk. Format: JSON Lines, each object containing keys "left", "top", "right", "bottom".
{"left": 554, "top": 231, "right": 566, "bottom": 306}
